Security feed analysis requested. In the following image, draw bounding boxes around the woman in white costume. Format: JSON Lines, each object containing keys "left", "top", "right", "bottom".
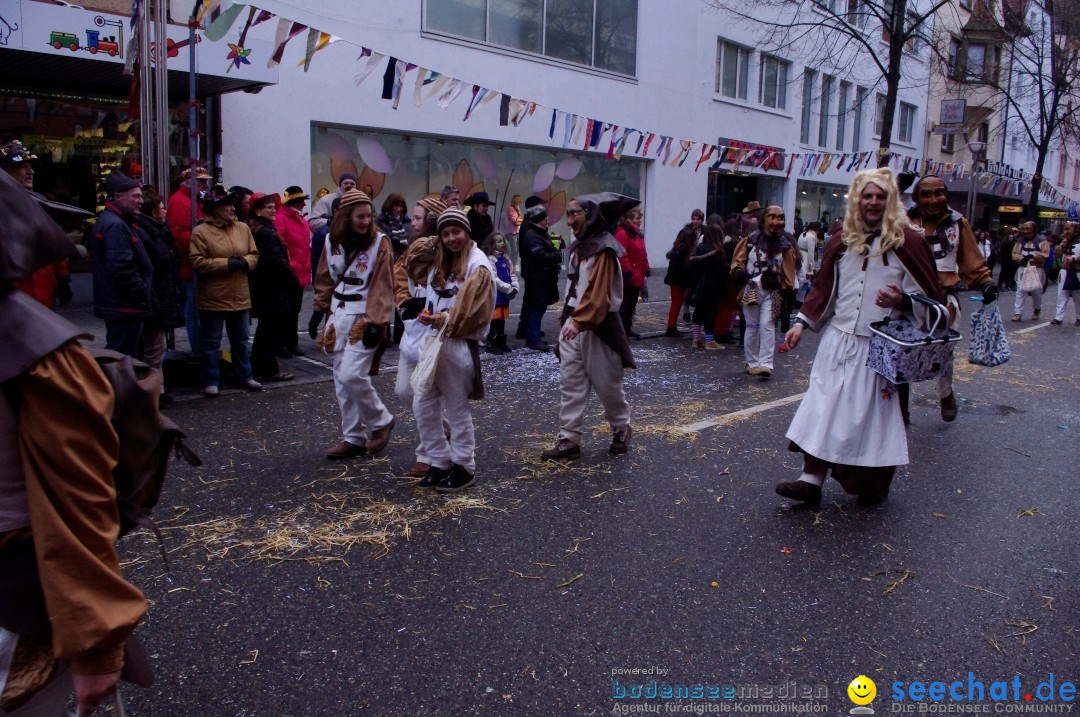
{"left": 310, "top": 189, "right": 396, "bottom": 460}
{"left": 413, "top": 208, "right": 495, "bottom": 492}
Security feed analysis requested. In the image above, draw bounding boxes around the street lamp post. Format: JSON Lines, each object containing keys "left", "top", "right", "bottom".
{"left": 966, "top": 140, "right": 987, "bottom": 223}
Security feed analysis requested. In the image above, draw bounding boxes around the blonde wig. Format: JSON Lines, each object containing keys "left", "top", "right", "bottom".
{"left": 842, "top": 167, "right": 910, "bottom": 256}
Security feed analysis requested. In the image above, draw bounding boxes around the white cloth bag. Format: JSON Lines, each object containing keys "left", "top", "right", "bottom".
{"left": 410, "top": 323, "right": 446, "bottom": 397}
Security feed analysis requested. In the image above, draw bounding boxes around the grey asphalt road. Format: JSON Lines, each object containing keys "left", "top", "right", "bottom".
{"left": 63, "top": 277, "right": 1078, "bottom": 716}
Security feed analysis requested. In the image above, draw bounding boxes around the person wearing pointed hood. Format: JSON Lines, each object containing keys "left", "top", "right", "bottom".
{"left": 730, "top": 204, "right": 798, "bottom": 378}
{"left": 541, "top": 193, "right": 637, "bottom": 463}
{"left": 308, "top": 189, "right": 398, "bottom": 461}
{"left": 411, "top": 207, "right": 495, "bottom": 492}
{"left": 777, "top": 168, "right": 943, "bottom": 508}
{"left": 0, "top": 169, "right": 148, "bottom": 716}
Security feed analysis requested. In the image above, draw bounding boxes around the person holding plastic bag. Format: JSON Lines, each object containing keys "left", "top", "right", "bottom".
{"left": 1011, "top": 221, "right": 1050, "bottom": 321}
{"left": 905, "top": 175, "right": 997, "bottom": 422}
{"left": 309, "top": 189, "right": 396, "bottom": 460}
{"left": 411, "top": 208, "right": 495, "bottom": 492}
{"left": 777, "top": 168, "right": 943, "bottom": 508}
{"left": 393, "top": 196, "right": 444, "bottom": 477}
{"left": 1052, "top": 222, "right": 1080, "bottom": 325}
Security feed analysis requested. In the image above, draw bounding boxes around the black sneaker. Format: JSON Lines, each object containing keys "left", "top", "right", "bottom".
{"left": 435, "top": 464, "right": 476, "bottom": 492}
{"left": 665, "top": 327, "right": 685, "bottom": 338}
{"left": 609, "top": 425, "right": 632, "bottom": 455}
{"left": 418, "top": 465, "right": 451, "bottom": 488}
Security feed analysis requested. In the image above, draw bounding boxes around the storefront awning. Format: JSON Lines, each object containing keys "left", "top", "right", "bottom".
{"left": 0, "top": 48, "right": 269, "bottom": 102}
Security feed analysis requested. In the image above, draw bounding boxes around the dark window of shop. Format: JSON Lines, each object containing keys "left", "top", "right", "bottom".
{"left": 852, "top": 86, "right": 866, "bottom": 151}
{"left": 801, "top": 69, "right": 816, "bottom": 145}
{"left": 423, "top": 0, "right": 637, "bottom": 77}
{"left": 818, "top": 75, "right": 833, "bottom": 147}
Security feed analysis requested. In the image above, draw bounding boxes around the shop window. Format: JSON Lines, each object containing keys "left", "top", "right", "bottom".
{"left": 759, "top": 54, "right": 790, "bottom": 110}
{"left": 423, "top": 0, "right": 637, "bottom": 76}
{"left": 801, "top": 69, "right": 816, "bottom": 144}
{"left": 818, "top": 75, "right": 833, "bottom": 147}
{"left": 898, "top": 102, "right": 916, "bottom": 143}
{"left": 716, "top": 40, "right": 750, "bottom": 100}
{"left": 947, "top": 38, "right": 961, "bottom": 79}
{"left": 942, "top": 133, "right": 955, "bottom": 153}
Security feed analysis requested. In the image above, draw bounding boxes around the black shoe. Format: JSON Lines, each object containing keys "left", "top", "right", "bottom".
{"left": 715, "top": 334, "right": 737, "bottom": 344}
{"left": 775, "top": 480, "right": 822, "bottom": 506}
{"left": 288, "top": 346, "right": 306, "bottom": 357}
{"left": 435, "top": 464, "right": 476, "bottom": 492}
{"left": 683, "top": 311, "right": 691, "bottom": 323}
{"left": 857, "top": 490, "right": 889, "bottom": 506}
{"left": 940, "top": 392, "right": 958, "bottom": 422}
{"left": 609, "top": 425, "right": 632, "bottom": 455}
{"left": 525, "top": 341, "right": 551, "bottom": 352}
{"left": 665, "top": 327, "right": 686, "bottom": 338}
{"left": 418, "top": 465, "right": 451, "bottom": 488}
{"left": 541, "top": 439, "right": 581, "bottom": 461}
{"left": 158, "top": 392, "right": 175, "bottom": 410}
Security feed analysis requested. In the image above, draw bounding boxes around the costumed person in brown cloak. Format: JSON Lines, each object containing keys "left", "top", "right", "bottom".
{"left": 777, "top": 168, "right": 944, "bottom": 507}
{"left": 541, "top": 193, "right": 637, "bottom": 462}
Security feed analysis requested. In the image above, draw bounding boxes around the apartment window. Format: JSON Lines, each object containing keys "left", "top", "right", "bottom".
{"left": 942, "top": 133, "right": 955, "bottom": 152}
{"left": 977, "top": 122, "right": 989, "bottom": 143}
{"left": 818, "top": 75, "right": 834, "bottom": 147}
{"left": 947, "top": 39, "right": 961, "bottom": 79}
{"left": 897, "top": 102, "right": 916, "bottom": 143}
{"left": 801, "top": 70, "right": 816, "bottom": 144}
{"left": 853, "top": 86, "right": 866, "bottom": 151}
{"left": 716, "top": 40, "right": 750, "bottom": 100}
{"left": 903, "top": 12, "right": 921, "bottom": 53}
{"left": 1058, "top": 152, "right": 1069, "bottom": 186}
{"left": 874, "top": 93, "right": 887, "bottom": 137}
{"left": 836, "top": 81, "right": 850, "bottom": 149}
{"left": 424, "top": 0, "right": 638, "bottom": 76}
{"left": 1072, "top": 158, "right": 1079, "bottom": 191}
{"left": 759, "top": 55, "right": 790, "bottom": 110}
{"left": 966, "top": 43, "right": 986, "bottom": 80}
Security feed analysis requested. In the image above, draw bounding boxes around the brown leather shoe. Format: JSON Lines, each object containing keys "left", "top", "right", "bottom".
{"left": 366, "top": 418, "right": 395, "bottom": 455}
{"left": 406, "top": 461, "right": 430, "bottom": 478}
{"left": 540, "top": 439, "right": 581, "bottom": 461}
{"left": 940, "top": 392, "right": 958, "bottom": 422}
{"left": 326, "top": 440, "right": 366, "bottom": 459}
{"left": 775, "top": 480, "right": 822, "bottom": 506}
{"left": 609, "top": 425, "right": 632, "bottom": 455}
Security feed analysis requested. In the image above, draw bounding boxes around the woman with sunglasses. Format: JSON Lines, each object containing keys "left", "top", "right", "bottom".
{"left": 412, "top": 208, "right": 495, "bottom": 492}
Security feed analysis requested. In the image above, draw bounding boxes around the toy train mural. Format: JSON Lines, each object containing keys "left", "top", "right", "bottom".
{"left": 47, "top": 15, "right": 123, "bottom": 58}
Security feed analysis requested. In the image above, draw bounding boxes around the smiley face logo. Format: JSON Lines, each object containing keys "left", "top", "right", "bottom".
{"left": 848, "top": 675, "right": 877, "bottom": 705}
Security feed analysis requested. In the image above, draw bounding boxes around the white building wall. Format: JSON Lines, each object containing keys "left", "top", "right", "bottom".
{"left": 220, "top": 0, "right": 930, "bottom": 261}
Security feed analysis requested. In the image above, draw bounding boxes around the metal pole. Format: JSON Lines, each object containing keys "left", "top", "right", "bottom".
{"left": 188, "top": 5, "right": 199, "bottom": 230}
{"left": 138, "top": 0, "right": 153, "bottom": 185}
{"left": 153, "top": 0, "right": 169, "bottom": 192}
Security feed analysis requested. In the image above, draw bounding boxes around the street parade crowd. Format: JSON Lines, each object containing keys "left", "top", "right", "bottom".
{"left": 2, "top": 134, "right": 1080, "bottom": 714}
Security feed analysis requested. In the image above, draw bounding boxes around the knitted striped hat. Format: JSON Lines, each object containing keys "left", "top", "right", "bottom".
{"left": 417, "top": 196, "right": 447, "bottom": 216}
{"left": 436, "top": 207, "right": 471, "bottom": 235}
{"left": 338, "top": 189, "right": 372, "bottom": 213}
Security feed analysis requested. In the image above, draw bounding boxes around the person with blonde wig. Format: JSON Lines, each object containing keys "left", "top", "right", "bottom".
{"left": 776, "top": 168, "right": 944, "bottom": 507}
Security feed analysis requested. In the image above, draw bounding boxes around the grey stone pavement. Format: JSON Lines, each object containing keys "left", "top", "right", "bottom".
{"left": 57, "top": 272, "right": 1080, "bottom": 716}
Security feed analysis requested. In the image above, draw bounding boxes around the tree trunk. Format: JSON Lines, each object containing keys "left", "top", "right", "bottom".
{"left": 877, "top": 0, "right": 908, "bottom": 168}
{"left": 1025, "top": 147, "right": 1049, "bottom": 221}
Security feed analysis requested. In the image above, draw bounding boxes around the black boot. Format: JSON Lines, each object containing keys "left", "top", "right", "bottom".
{"left": 898, "top": 383, "right": 911, "bottom": 426}
{"left": 496, "top": 333, "right": 511, "bottom": 354}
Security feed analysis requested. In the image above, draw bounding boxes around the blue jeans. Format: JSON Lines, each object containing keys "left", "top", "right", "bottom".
{"left": 182, "top": 279, "right": 200, "bottom": 354}
{"left": 199, "top": 310, "right": 253, "bottom": 386}
{"left": 104, "top": 316, "right": 143, "bottom": 358}
{"left": 523, "top": 304, "right": 547, "bottom": 345}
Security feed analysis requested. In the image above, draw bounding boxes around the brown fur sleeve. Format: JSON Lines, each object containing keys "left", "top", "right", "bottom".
{"left": 365, "top": 237, "right": 395, "bottom": 326}
{"left": 572, "top": 250, "right": 618, "bottom": 331}
{"left": 312, "top": 243, "right": 333, "bottom": 314}
{"left": 445, "top": 266, "right": 495, "bottom": 338}
{"left": 393, "top": 255, "right": 412, "bottom": 308}
{"left": 729, "top": 237, "right": 749, "bottom": 278}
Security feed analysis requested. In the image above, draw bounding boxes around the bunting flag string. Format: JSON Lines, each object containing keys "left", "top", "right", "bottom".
{"left": 232, "top": 2, "right": 1080, "bottom": 206}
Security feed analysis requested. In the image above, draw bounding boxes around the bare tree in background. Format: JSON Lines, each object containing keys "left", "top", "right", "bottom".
{"left": 929, "top": 0, "right": 1080, "bottom": 219}
{"left": 704, "top": 0, "right": 955, "bottom": 167}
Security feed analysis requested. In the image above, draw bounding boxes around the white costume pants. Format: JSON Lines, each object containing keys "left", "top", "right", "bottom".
{"left": 937, "top": 294, "right": 962, "bottom": 399}
{"left": 332, "top": 344, "right": 393, "bottom": 445}
{"left": 1013, "top": 287, "right": 1042, "bottom": 316}
{"left": 556, "top": 327, "right": 630, "bottom": 446}
{"left": 412, "top": 338, "right": 476, "bottom": 472}
{"left": 1055, "top": 288, "right": 1080, "bottom": 322}
{"left": 742, "top": 289, "right": 776, "bottom": 370}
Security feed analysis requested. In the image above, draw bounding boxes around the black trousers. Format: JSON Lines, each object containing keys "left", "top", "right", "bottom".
{"left": 620, "top": 285, "right": 641, "bottom": 335}
{"left": 251, "top": 312, "right": 288, "bottom": 377}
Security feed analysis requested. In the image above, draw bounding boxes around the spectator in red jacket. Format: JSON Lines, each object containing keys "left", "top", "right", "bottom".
{"left": 274, "top": 185, "right": 312, "bottom": 356}
{"left": 166, "top": 164, "right": 211, "bottom": 353}
{"left": 614, "top": 207, "right": 649, "bottom": 338}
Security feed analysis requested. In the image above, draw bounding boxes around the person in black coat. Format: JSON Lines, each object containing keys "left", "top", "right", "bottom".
{"left": 248, "top": 193, "right": 298, "bottom": 381}
{"left": 91, "top": 170, "right": 153, "bottom": 358}
{"left": 137, "top": 189, "right": 184, "bottom": 398}
{"left": 465, "top": 191, "right": 495, "bottom": 246}
{"left": 518, "top": 202, "right": 562, "bottom": 350}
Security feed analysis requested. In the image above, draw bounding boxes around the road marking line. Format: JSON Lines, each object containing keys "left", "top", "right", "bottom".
{"left": 297, "top": 356, "right": 333, "bottom": 371}
{"left": 683, "top": 392, "right": 806, "bottom": 433}
{"left": 1015, "top": 322, "right": 1050, "bottom": 334}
